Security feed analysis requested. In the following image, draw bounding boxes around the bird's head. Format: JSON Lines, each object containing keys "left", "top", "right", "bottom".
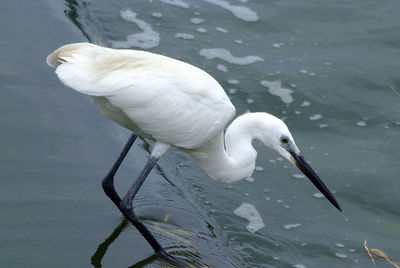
{"left": 252, "top": 113, "right": 342, "bottom": 212}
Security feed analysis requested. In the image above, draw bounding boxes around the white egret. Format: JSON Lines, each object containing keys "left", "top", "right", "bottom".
{"left": 47, "top": 43, "right": 341, "bottom": 264}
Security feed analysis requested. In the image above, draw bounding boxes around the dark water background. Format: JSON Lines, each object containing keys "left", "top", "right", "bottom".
{"left": 1, "top": 0, "right": 399, "bottom": 267}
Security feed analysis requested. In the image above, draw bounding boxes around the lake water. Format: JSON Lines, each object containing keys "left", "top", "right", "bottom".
{"left": 1, "top": 0, "right": 399, "bottom": 267}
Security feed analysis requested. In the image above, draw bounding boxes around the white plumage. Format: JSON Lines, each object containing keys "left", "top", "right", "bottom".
{"left": 47, "top": 42, "right": 341, "bottom": 263}
{"left": 47, "top": 43, "right": 341, "bottom": 204}
{"left": 47, "top": 43, "right": 235, "bottom": 150}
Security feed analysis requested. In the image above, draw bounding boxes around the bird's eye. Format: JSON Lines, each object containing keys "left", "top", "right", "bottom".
{"left": 280, "top": 136, "right": 289, "bottom": 144}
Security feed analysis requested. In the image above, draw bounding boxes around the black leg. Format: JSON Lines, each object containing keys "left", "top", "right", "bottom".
{"left": 102, "top": 133, "right": 137, "bottom": 207}
{"left": 119, "top": 157, "right": 179, "bottom": 265}
{"left": 102, "top": 134, "right": 181, "bottom": 265}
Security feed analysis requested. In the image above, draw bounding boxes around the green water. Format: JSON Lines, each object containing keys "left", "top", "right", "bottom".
{"left": 1, "top": 0, "right": 399, "bottom": 267}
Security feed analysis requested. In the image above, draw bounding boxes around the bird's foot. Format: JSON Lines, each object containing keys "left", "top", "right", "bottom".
{"left": 157, "top": 248, "right": 185, "bottom": 267}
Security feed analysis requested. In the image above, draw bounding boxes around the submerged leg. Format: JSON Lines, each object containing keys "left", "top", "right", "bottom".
{"left": 102, "top": 138, "right": 177, "bottom": 264}
{"left": 102, "top": 133, "right": 137, "bottom": 207}
{"left": 119, "top": 156, "right": 177, "bottom": 263}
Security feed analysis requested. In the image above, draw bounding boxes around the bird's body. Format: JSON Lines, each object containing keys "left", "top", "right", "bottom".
{"left": 47, "top": 42, "right": 341, "bottom": 265}
{"left": 47, "top": 43, "right": 287, "bottom": 182}
{"left": 47, "top": 43, "right": 235, "bottom": 149}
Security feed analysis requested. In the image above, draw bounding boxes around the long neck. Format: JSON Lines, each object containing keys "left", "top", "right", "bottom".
{"left": 187, "top": 114, "right": 259, "bottom": 183}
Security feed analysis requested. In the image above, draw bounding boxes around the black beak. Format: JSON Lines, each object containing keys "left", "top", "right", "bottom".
{"left": 289, "top": 150, "right": 342, "bottom": 212}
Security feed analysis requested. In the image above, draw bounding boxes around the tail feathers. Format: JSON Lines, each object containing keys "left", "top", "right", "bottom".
{"left": 47, "top": 43, "right": 118, "bottom": 96}
{"left": 46, "top": 42, "right": 98, "bottom": 68}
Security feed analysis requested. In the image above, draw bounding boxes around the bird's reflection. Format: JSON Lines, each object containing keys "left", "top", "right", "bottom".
{"left": 90, "top": 216, "right": 233, "bottom": 268}
{"left": 90, "top": 218, "right": 166, "bottom": 268}
{"left": 64, "top": 0, "right": 92, "bottom": 42}
{"left": 90, "top": 218, "right": 128, "bottom": 268}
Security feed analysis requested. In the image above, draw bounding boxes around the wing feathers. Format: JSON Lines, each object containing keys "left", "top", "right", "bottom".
{"left": 47, "top": 43, "right": 236, "bottom": 148}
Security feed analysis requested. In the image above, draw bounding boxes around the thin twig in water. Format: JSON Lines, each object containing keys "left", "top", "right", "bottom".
{"left": 364, "top": 240, "right": 376, "bottom": 265}
{"left": 364, "top": 240, "right": 400, "bottom": 268}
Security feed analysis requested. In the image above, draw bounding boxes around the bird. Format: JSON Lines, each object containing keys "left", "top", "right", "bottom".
{"left": 47, "top": 42, "right": 341, "bottom": 265}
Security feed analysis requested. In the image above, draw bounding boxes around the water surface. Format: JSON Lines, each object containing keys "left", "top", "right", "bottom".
{"left": 1, "top": 0, "right": 399, "bottom": 267}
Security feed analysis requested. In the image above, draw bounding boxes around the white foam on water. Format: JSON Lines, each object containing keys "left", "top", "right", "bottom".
{"left": 200, "top": 48, "right": 263, "bottom": 65}
{"left": 175, "top": 33, "right": 195, "bottom": 39}
{"left": 190, "top": 17, "right": 205, "bottom": 24}
{"left": 152, "top": 12, "right": 162, "bottom": 18}
{"left": 111, "top": 9, "right": 160, "bottom": 49}
{"left": 227, "top": 79, "right": 239, "bottom": 85}
{"left": 301, "top": 101, "right": 311, "bottom": 107}
{"left": 196, "top": 27, "right": 208, "bottom": 33}
{"left": 203, "top": 0, "right": 258, "bottom": 22}
{"left": 292, "top": 174, "right": 305, "bottom": 179}
{"left": 313, "top": 192, "right": 325, "bottom": 199}
{"left": 283, "top": 223, "right": 301, "bottom": 230}
{"left": 260, "top": 80, "right": 294, "bottom": 104}
{"left": 335, "top": 253, "right": 348, "bottom": 259}
{"left": 228, "top": 88, "right": 237, "bottom": 94}
{"left": 357, "top": 121, "right": 366, "bottom": 127}
{"left": 255, "top": 166, "right": 264, "bottom": 172}
{"left": 293, "top": 265, "right": 307, "bottom": 268}
{"left": 245, "top": 177, "right": 254, "bottom": 182}
{"left": 158, "top": 0, "right": 189, "bottom": 8}
{"left": 216, "top": 27, "right": 228, "bottom": 33}
{"left": 217, "top": 64, "right": 228, "bottom": 72}
{"left": 272, "top": 42, "right": 285, "bottom": 48}
{"left": 309, "top": 114, "right": 322, "bottom": 121}
{"left": 233, "top": 203, "right": 265, "bottom": 233}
